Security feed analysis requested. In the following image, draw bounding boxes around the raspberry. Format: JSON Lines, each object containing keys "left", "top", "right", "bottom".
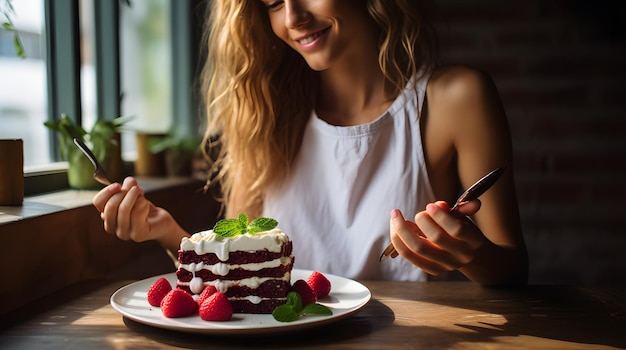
{"left": 147, "top": 277, "right": 172, "bottom": 307}
{"left": 196, "top": 285, "right": 218, "bottom": 306}
{"left": 199, "top": 292, "right": 233, "bottom": 321}
{"left": 160, "top": 289, "right": 198, "bottom": 318}
{"left": 291, "top": 279, "right": 317, "bottom": 306}
{"left": 307, "top": 271, "right": 331, "bottom": 298}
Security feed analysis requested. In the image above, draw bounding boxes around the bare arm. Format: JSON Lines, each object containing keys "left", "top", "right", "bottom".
{"left": 449, "top": 68, "right": 528, "bottom": 285}
{"left": 391, "top": 66, "right": 528, "bottom": 286}
{"left": 93, "top": 177, "right": 190, "bottom": 257}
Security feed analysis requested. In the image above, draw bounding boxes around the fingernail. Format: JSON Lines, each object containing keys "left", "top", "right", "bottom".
{"left": 131, "top": 186, "right": 144, "bottom": 196}
{"left": 390, "top": 209, "right": 399, "bottom": 219}
{"left": 426, "top": 203, "right": 436, "bottom": 215}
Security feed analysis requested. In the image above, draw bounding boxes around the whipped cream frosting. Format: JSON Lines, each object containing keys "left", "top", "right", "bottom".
{"left": 179, "top": 256, "right": 293, "bottom": 277}
{"left": 180, "top": 229, "right": 289, "bottom": 261}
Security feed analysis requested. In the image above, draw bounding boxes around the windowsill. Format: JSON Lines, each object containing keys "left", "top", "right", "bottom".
{"left": 0, "top": 176, "right": 201, "bottom": 225}
{"left": 0, "top": 175, "right": 221, "bottom": 315}
{"left": 1, "top": 189, "right": 95, "bottom": 224}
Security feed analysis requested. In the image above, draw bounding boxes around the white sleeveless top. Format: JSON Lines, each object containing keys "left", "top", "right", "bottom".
{"left": 263, "top": 74, "right": 435, "bottom": 281}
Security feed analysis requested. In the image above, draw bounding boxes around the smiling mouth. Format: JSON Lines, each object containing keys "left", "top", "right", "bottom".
{"left": 296, "top": 27, "right": 330, "bottom": 45}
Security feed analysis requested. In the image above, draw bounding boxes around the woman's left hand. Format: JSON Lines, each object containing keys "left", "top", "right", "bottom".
{"left": 389, "top": 200, "right": 487, "bottom": 275}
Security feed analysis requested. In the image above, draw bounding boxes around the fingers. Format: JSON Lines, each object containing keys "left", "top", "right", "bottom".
{"left": 389, "top": 203, "right": 488, "bottom": 275}
{"left": 116, "top": 185, "right": 146, "bottom": 240}
{"left": 93, "top": 177, "right": 138, "bottom": 213}
{"left": 102, "top": 190, "right": 124, "bottom": 238}
{"left": 92, "top": 182, "right": 122, "bottom": 212}
{"left": 128, "top": 191, "right": 154, "bottom": 242}
{"left": 452, "top": 199, "right": 481, "bottom": 217}
{"left": 424, "top": 201, "right": 485, "bottom": 249}
{"left": 415, "top": 207, "right": 474, "bottom": 266}
{"left": 390, "top": 210, "right": 457, "bottom": 275}
{"left": 121, "top": 176, "right": 139, "bottom": 191}
{"left": 389, "top": 214, "right": 418, "bottom": 259}
{"left": 96, "top": 177, "right": 144, "bottom": 240}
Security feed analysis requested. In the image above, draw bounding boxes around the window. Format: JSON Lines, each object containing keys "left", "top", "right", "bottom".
{"left": 120, "top": 0, "right": 172, "bottom": 135}
{"left": 0, "top": 0, "right": 49, "bottom": 166}
{"left": 0, "top": 0, "right": 202, "bottom": 194}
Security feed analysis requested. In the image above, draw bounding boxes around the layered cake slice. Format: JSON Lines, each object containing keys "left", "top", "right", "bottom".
{"left": 176, "top": 214, "right": 294, "bottom": 314}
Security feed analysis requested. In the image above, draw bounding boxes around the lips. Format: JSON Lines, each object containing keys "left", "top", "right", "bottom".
{"left": 295, "top": 27, "right": 330, "bottom": 46}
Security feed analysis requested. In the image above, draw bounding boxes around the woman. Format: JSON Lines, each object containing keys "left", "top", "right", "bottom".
{"left": 94, "top": 0, "right": 528, "bottom": 285}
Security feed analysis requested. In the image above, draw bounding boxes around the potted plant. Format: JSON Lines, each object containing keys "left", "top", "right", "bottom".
{"left": 44, "top": 113, "right": 130, "bottom": 189}
{"left": 148, "top": 131, "right": 201, "bottom": 177}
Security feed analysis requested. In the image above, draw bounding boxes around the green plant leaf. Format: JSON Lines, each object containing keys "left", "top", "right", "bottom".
{"left": 286, "top": 291, "right": 302, "bottom": 313}
{"left": 237, "top": 213, "right": 249, "bottom": 227}
{"left": 300, "top": 303, "right": 332, "bottom": 316}
{"left": 247, "top": 217, "right": 278, "bottom": 234}
{"left": 12, "top": 31, "right": 24, "bottom": 58}
{"left": 148, "top": 131, "right": 201, "bottom": 154}
{"left": 212, "top": 213, "right": 279, "bottom": 237}
{"left": 271, "top": 304, "right": 299, "bottom": 323}
{"left": 271, "top": 291, "right": 332, "bottom": 322}
{"left": 213, "top": 218, "right": 245, "bottom": 237}
{"left": 43, "top": 114, "right": 86, "bottom": 160}
{"left": 44, "top": 113, "right": 130, "bottom": 162}
{"left": 111, "top": 115, "right": 134, "bottom": 128}
{"left": 2, "top": 0, "right": 26, "bottom": 59}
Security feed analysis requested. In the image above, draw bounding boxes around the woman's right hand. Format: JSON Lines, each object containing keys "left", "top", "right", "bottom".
{"left": 92, "top": 176, "right": 172, "bottom": 243}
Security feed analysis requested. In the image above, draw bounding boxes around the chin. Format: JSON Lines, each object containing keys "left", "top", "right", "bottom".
{"left": 294, "top": 51, "right": 330, "bottom": 71}
{"left": 304, "top": 59, "right": 330, "bottom": 72}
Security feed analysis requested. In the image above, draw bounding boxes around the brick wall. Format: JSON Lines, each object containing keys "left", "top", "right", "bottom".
{"left": 433, "top": 0, "right": 626, "bottom": 284}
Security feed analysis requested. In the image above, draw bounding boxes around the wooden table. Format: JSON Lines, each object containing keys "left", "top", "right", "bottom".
{"left": 1, "top": 280, "right": 624, "bottom": 349}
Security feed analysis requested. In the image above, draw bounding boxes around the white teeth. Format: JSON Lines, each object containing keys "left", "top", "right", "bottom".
{"left": 298, "top": 31, "right": 322, "bottom": 45}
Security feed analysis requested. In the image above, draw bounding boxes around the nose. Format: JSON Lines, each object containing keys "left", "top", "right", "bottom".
{"left": 285, "top": 0, "right": 311, "bottom": 28}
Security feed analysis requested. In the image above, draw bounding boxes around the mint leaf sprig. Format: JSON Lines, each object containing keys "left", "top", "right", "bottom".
{"left": 213, "top": 213, "right": 278, "bottom": 238}
{"left": 272, "top": 291, "right": 332, "bottom": 322}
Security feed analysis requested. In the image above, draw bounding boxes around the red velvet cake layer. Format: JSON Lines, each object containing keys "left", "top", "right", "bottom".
{"left": 176, "top": 262, "right": 294, "bottom": 282}
{"left": 178, "top": 241, "right": 293, "bottom": 265}
{"left": 230, "top": 299, "right": 287, "bottom": 314}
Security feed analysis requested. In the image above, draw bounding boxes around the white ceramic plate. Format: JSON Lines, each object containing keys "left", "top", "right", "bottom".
{"left": 110, "top": 269, "right": 371, "bottom": 335}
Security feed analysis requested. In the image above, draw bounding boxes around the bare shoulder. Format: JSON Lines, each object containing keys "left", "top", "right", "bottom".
{"left": 421, "top": 65, "right": 512, "bottom": 202}
{"left": 427, "top": 65, "right": 501, "bottom": 116}
{"left": 426, "top": 65, "right": 508, "bottom": 138}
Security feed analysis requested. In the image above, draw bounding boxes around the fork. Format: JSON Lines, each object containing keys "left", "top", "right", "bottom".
{"left": 379, "top": 166, "right": 505, "bottom": 262}
{"left": 73, "top": 137, "right": 112, "bottom": 186}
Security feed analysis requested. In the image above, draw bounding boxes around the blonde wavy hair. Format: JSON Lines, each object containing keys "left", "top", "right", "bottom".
{"left": 201, "top": 0, "right": 438, "bottom": 217}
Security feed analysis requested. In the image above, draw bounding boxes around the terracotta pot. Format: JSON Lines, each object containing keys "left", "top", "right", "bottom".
{"left": 134, "top": 133, "right": 166, "bottom": 177}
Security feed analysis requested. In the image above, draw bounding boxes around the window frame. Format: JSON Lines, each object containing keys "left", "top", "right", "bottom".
{"left": 26, "top": 0, "right": 201, "bottom": 195}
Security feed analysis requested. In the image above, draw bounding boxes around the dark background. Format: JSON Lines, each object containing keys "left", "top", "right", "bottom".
{"left": 432, "top": 0, "right": 626, "bottom": 285}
